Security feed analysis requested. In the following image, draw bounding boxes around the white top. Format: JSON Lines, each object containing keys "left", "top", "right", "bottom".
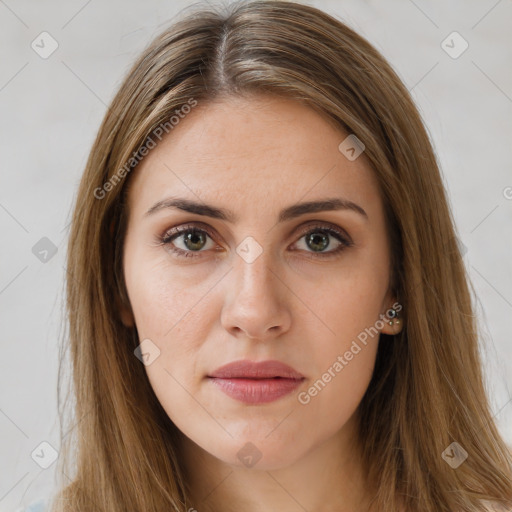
{"left": 18, "top": 498, "right": 47, "bottom": 512}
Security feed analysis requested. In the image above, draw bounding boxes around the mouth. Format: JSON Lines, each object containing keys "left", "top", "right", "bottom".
{"left": 207, "top": 359, "right": 305, "bottom": 404}
{"left": 207, "top": 376, "right": 304, "bottom": 404}
{"left": 208, "top": 359, "right": 304, "bottom": 379}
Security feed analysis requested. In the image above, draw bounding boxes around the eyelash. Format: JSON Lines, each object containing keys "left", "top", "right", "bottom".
{"left": 157, "top": 222, "right": 353, "bottom": 260}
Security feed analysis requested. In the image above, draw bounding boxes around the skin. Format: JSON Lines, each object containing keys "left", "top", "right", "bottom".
{"left": 120, "top": 94, "right": 403, "bottom": 512}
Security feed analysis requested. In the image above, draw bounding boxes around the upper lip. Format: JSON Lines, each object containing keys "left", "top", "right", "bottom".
{"left": 208, "top": 359, "right": 304, "bottom": 379}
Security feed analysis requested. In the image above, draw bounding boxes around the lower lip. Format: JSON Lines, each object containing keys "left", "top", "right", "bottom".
{"left": 208, "top": 377, "right": 304, "bottom": 404}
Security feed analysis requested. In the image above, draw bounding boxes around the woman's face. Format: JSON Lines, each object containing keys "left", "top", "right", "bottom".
{"left": 121, "top": 94, "right": 402, "bottom": 470}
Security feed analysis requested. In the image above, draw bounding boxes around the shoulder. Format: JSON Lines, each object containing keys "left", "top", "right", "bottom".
{"left": 479, "top": 500, "right": 511, "bottom": 511}
{"left": 18, "top": 498, "right": 48, "bottom": 512}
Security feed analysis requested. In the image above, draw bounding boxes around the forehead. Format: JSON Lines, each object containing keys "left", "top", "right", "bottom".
{"left": 126, "top": 94, "right": 382, "bottom": 220}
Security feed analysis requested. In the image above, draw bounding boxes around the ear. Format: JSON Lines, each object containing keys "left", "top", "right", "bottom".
{"left": 379, "top": 297, "right": 404, "bottom": 336}
{"left": 380, "top": 312, "right": 403, "bottom": 336}
{"left": 117, "top": 291, "right": 135, "bottom": 328}
{"left": 110, "top": 217, "right": 133, "bottom": 326}
{"left": 120, "top": 304, "right": 135, "bottom": 328}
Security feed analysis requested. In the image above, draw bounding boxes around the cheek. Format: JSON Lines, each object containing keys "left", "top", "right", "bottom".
{"left": 299, "top": 259, "right": 389, "bottom": 344}
{"left": 126, "top": 263, "right": 214, "bottom": 426}
{"left": 297, "top": 290, "right": 381, "bottom": 429}
{"left": 125, "top": 249, "right": 208, "bottom": 335}
{"left": 295, "top": 257, "right": 387, "bottom": 403}
{"left": 124, "top": 254, "right": 218, "bottom": 382}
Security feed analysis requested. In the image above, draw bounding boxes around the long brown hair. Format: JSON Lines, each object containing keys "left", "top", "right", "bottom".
{"left": 53, "top": 1, "right": 512, "bottom": 510}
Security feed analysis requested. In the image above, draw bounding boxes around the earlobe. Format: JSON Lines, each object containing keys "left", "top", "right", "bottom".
{"left": 380, "top": 304, "right": 403, "bottom": 336}
{"left": 119, "top": 303, "right": 135, "bottom": 328}
{"left": 381, "top": 316, "right": 403, "bottom": 336}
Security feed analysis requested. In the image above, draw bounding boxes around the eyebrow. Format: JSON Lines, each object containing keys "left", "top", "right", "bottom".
{"left": 145, "top": 196, "right": 368, "bottom": 223}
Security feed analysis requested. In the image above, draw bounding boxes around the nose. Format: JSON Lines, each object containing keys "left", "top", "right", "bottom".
{"left": 220, "top": 249, "right": 292, "bottom": 342}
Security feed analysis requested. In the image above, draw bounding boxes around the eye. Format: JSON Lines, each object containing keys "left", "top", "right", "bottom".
{"left": 291, "top": 224, "right": 353, "bottom": 258}
{"left": 158, "top": 222, "right": 353, "bottom": 260}
{"left": 160, "top": 224, "right": 217, "bottom": 259}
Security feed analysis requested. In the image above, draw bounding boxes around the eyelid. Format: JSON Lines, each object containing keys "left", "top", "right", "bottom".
{"left": 161, "top": 220, "right": 351, "bottom": 242}
{"left": 158, "top": 219, "right": 353, "bottom": 258}
{"left": 297, "top": 220, "right": 352, "bottom": 243}
{"left": 161, "top": 221, "right": 217, "bottom": 242}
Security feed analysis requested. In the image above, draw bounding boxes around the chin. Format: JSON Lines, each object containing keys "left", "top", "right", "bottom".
{"left": 211, "top": 434, "right": 310, "bottom": 471}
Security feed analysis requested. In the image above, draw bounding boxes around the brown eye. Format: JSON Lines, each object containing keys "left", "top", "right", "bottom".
{"left": 305, "top": 230, "right": 332, "bottom": 252}
{"left": 174, "top": 230, "right": 209, "bottom": 251}
{"left": 161, "top": 225, "right": 217, "bottom": 258}
{"left": 292, "top": 225, "right": 353, "bottom": 258}
{"left": 159, "top": 222, "right": 353, "bottom": 260}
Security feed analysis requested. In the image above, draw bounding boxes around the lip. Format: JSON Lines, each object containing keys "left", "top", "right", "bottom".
{"left": 209, "top": 359, "right": 304, "bottom": 379}
{"left": 207, "top": 359, "right": 305, "bottom": 404}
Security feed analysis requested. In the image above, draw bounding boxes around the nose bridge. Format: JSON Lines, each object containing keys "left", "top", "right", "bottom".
{"left": 233, "top": 242, "right": 279, "bottom": 306}
{"left": 221, "top": 241, "right": 290, "bottom": 339}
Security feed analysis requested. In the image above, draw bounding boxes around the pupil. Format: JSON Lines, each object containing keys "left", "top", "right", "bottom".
{"left": 182, "top": 231, "right": 331, "bottom": 252}
{"left": 185, "top": 231, "right": 206, "bottom": 251}
{"left": 307, "top": 231, "right": 329, "bottom": 252}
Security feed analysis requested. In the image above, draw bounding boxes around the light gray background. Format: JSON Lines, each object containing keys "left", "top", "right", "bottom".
{"left": 1, "top": 0, "right": 511, "bottom": 510}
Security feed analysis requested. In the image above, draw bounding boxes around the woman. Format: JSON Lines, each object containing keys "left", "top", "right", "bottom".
{"left": 41, "top": 0, "right": 512, "bottom": 510}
